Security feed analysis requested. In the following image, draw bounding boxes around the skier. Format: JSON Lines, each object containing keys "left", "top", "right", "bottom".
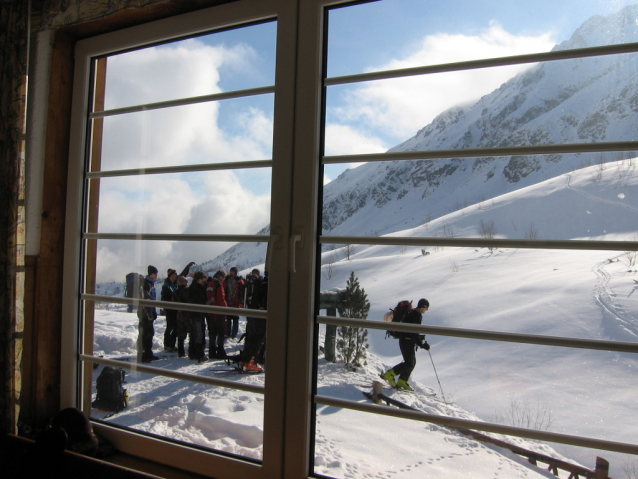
{"left": 382, "top": 298, "right": 430, "bottom": 391}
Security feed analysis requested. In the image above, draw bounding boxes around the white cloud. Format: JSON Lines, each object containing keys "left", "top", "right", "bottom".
{"left": 95, "top": 39, "right": 272, "bottom": 281}
{"left": 327, "top": 22, "right": 556, "bottom": 148}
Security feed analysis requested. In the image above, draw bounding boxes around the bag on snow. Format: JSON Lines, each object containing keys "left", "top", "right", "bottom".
{"left": 384, "top": 300, "right": 413, "bottom": 339}
{"left": 92, "top": 366, "right": 128, "bottom": 412}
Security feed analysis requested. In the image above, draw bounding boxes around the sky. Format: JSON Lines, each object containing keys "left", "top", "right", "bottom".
{"left": 95, "top": 0, "right": 637, "bottom": 281}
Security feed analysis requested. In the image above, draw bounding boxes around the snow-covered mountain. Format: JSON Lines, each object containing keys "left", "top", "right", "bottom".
{"left": 204, "top": 5, "right": 638, "bottom": 270}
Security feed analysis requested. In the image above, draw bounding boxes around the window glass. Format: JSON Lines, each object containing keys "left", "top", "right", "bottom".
{"left": 103, "top": 21, "right": 277, "bottom": 110}
{"left": 81, "top": 18, "right": 276, "bottom": 461}
{"left": 327, "top": 0, "right": 638, "bottom": 78}
{"left": 314, "top": 405, "right": 633, "bottom": 478}
{"left": 324, "top": 53, "right": 638, "bottom": 158}
{"left": 97, "top": 95, "right": 274, "bottom": 171}
{"left": 322, "top": 153, "right": 638, "bottom": 240}
{"left": 93, "top": 170, "right": 271, "bottom": 235}
{"left": 316, "top": 1, "right": 638, "bottom": 478}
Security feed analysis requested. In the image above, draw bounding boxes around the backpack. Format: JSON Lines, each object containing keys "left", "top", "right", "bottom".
{"left": 385, "top": 300, "right": 413, "bottom": 339}
{"left": 92, "top": 366, "right": 128, "bottom": 413}
{"left": 125, "top": 273, "right": 145, "bottom": 299}
{"left": 244, "top": 274, "right": 262, "bottom": 309}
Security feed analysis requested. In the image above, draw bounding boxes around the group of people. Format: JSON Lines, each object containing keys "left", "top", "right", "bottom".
{"left": 136, "top": 263, "right": 268, "bottom": 371}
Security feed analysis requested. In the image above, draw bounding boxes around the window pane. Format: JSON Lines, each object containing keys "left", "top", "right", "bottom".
{"left": 102, "top": 21, "right": 277, "bottom": 110}
{"left": 91, "top": 168, "right": 271, "bottom": 235}
{"left": 314, "top": 405, "right": 632, "bottom": 478}
{"left": 91, "top": 360, "right": 265, "bottom": 460}
{"left": 322, "top": 154, "right": 638, "bottom": 241}
{"left": 327, "top": 0, "right": 638, "bottom": 78}
{"left": 96, "top": 95, "right": 274, "bottom": 171}
{"left": 324, "top": 52, "right": 638, "bottom": 157}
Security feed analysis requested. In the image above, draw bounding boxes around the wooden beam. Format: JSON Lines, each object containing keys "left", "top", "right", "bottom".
{"left": 33, "top": 30, "right": 75, "bottom": 423}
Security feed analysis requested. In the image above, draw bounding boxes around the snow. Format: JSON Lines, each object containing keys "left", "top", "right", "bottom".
{"left": 93, "top": 158, "right": 638, "bottom": 478}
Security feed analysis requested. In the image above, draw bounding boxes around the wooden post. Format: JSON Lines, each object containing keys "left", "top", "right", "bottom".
{"left": 595, "top": 457, "right": 609, "bottom": 479}
{"left": 371, "top": 381, "right": 383, "bottom": 404}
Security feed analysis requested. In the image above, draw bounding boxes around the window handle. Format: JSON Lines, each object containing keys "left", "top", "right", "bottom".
{"left": 289, "top": 233, "right": 302, "bottom": 273}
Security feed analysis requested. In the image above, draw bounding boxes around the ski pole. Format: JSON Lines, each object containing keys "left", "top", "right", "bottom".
{"left": 428, "top": 349, "right": 448, "bottom": 405}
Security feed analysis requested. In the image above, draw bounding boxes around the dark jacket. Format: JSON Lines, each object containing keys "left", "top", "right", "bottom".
{"left": 161, "top": 264, "right": 192, "bottom": 303}
{"left": 401, "top": 308, "right": 424, "bottom": 344}
{"left": 137, "top": 276, "right": 157, "bottom": 321}
{"left": 187, "top": 281, "right": 207, "bottom": 320}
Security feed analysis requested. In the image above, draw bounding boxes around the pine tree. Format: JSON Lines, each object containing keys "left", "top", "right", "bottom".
{"left": 336, "top": 271, "right": 371, "bottom": 367}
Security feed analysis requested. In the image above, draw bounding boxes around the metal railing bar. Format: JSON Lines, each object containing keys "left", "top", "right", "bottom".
{"left": 80, "top": 355, "right": 264, "bottom": 394}
{"left": 324, "top": 41, "right": 638, "bottom": 87}
{"left": 90, "top": 85, "right": 275, "bottom": 119}
{"left": 319, "top": 235, "right": 638, "bottom": 252}
{"left": 86, "top": 159, "right": 273, "bottom": 179}
{"left": 314, "top": 395, "right": 638, "bottom": 456}
{"left": 316, "top": 316, "right": 638, "bottom": 354}
{"left": 323, "top": 141, "right": 638, "bottom": 165}
{"left": 82, "top": 294, "right": 268, "bottom": 319}
{"left": 82, "top": 233, "right": 271, "bottom": 243}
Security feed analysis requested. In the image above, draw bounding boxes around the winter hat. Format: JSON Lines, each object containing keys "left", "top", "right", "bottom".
{"left": 148, "top": 265, "right": 158, "bottom": 275}
{"left": 417, "top": 298, "right": 430, "bottom": 309}
{"left": 167, "top": 268, "right": 177, "bottom": 278}
{"left": 230, "top": 266, "right": 238, "bottom": 274}
{"left": 251, "top": 268, "right": 260, "bottom": 276}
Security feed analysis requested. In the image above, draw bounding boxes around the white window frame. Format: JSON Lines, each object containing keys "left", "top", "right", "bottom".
{"left": 60, "top": 0, "right": 638, "bottom": 478}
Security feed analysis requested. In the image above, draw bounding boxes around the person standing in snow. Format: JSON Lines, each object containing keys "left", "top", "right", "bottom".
{"left": 137, "top": 265, "right": 159, "bottom": 363}
{"left": 382, "top": 298, "right": 430, "bottom": 391}
{"left": 161, "top": 262, "right": 195, "bottom": 352}
{"left": 207, "top": 270, "right": 228, "bottom": 359}
{"left": 175, "top": 275, "right": 191, "bottom": 358}
{"left": 223, "top": 266, "right": 244, "bottom": 339}
{"left": 187, "top": 271, "right": 208, "bottom": 362}
{"left": 240, "top": 269, "right": 267, "bottom": 371}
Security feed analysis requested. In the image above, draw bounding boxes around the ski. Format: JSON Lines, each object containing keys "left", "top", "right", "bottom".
{"left": 209, "top": 368, "right": 264, "bottom": 375}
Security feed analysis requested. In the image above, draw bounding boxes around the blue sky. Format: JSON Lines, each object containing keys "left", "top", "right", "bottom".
{"left": 96, "top": 0, "right": 636, "bottom": 280}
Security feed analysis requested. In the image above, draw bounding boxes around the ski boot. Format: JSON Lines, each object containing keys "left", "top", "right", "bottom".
{"left": 241, "top": 357, "right": 263, "bottom": 372}
{"left": 396, "top": 379, "right": 413, "bottom": 391}
{"left": 382, "top": 369, "right": 397, "bottom": 387}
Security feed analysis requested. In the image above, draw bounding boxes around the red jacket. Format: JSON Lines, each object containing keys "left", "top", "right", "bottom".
{"left": 222, "top": 276, "right": 245, "bottom": 309}
{"left": 206, "top": 278, "right": 227, "bottom": 320}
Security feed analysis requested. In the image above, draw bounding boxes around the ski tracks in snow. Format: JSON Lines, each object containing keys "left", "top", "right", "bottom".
{"left": 592, "top": 256, "right": 638, "bottom": 342}
{"left": 565, "top": 173, "right": 638, "bottom": 214}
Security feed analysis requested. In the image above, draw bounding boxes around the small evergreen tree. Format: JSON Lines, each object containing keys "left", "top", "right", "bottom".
{"left": 336, "top": 271, "right": 371, "bottom": 367}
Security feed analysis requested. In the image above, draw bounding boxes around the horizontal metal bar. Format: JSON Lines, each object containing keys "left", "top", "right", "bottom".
{"left": 320, "top": 235, "right": 638, "bottom": 252}
{"left": 324, "top": 41, "right": 638, "bottom": 87}
{"left": 81, "top": 355, "right": 264, "bottom": 395}
{"left": 86, "top": 159, "right": 273, "bottom": 179}
{"left": 82, "top": 233, "right": 271, "bottom": 243}
{"left": 316, "top": 316, "right": 638, "bottom": 354}
{"left": 90, "top": 85, "right": 275, "bottom": 119}
{"left": 323, "top": 141, "right": 638, "bottom": 165}
{"left": 82, "top": 294, "right": 268, "bottom": 319}
{"left": 314, "top": 395, "right": 638, "bottom": 456}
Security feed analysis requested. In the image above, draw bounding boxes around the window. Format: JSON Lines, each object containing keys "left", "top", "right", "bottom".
{"left": 61, "top": 1, "right": 638, "bottom": 478}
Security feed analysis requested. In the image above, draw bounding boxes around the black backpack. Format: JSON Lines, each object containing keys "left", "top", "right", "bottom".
{"left": 125, "top": 273, "right": 145, "bottom": 299}
{"left": 92, "top": 366, "right": 128, "bottom": 413}
{"left": 385, "top": 300, "right": 413, "bottom": 339}
{"left": 244, "top": 274, "right": 262, "bottom": 309}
